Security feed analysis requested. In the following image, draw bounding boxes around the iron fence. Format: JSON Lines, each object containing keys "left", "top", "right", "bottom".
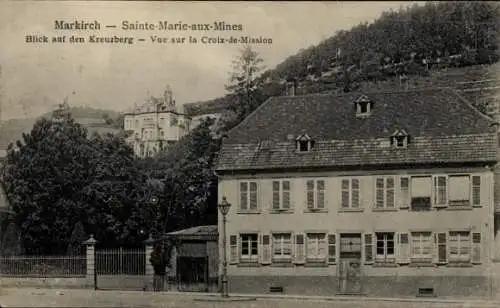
{"left": 96, "top": 248, "right": 146, "bottom": 275}
{"left": 0, "top": 255, "right": 86, "bottom": 277}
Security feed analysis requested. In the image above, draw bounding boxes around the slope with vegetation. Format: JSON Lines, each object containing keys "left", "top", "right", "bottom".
{"left": 190, "top": 1, "right": 499, "bottom": 118}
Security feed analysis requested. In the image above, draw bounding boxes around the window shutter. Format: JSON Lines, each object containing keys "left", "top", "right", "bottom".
{"left": 272, "top": 181, "right": 280, "bottom": 209}
{"left": 397, "top": 233, "right": 410, "bottom": 264}
{"left": 364, "top": 233, "right": 373, "bottom": 264}
{"left": 282, "top": 181, "right": 291, "bottom": 209}
{"left": 432, "top": 175, "right": 447, "bottom": 207}
{"left": 294, "top": 233, "right": 305, "bottom": 264}
{"left": 352, "top": 179, "right": 360, "bottom": 208}
{"left": 400, "top": 177, "right": 410, "bottom": 209}
{"left": 306, "top": 180, "right": 315, "bottom": 209}
{"left": 317, "top": 180, "right": 325, "bottom": 209}
{"left": 341, "top": 179, "right": 350, "bottom": 208}
{"left": 376, "top": 178, "right": 384, "bottom": 208}
{"left": 436, "top": 232, "right": 447, "bottom": 264}
{"left": 471, "top": 232, "right": 481, "bottom": 264}
{"left": 249, "top": 182, "right": 258, "bottom": 210}
{"left": 229, "top": 235, "right": 239, "bottom": 264}
{"left": 260, "top": 234, "right": 271, "bottom": 265}
{"left": 386, "top": 178, "right": 395, "bottom": 208}
{"left": 328, "top": 234, "right": 336, "bottom": 264}
{"left": 472, "top": 176, "right": 481, "bottom": 207}
{"left": 240, "top": 182, "right": 248, "bottom": 210}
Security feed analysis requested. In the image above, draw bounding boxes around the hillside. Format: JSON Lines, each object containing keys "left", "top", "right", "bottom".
{"left": 186, "top": 1, "right": 499, "bottom": 116}
{"left": 0, "top": 106, "right": 122, "bottom": 154}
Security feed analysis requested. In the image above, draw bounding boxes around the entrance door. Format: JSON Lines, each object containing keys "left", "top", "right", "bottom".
{"left": 337, "top": 233, "right": 362, "bottom": 295}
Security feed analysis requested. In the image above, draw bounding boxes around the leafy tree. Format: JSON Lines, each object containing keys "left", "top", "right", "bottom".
{"left": 2, "top": 104, "right": 153, "bottom": 253}
{"left": 225, "top": 45, "right": 267, "bottom": 126}
{"left": 138, "top": 118, "right": 219, "bottom": 237}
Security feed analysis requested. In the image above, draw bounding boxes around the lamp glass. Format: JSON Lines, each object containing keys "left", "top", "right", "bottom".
{"left": 218, "top": 199, "right": 231, "bottom": 216}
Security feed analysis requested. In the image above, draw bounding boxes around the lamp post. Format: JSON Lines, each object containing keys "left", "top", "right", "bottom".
{"left": 218, "top": 196, "right": 231, "bottom": 298}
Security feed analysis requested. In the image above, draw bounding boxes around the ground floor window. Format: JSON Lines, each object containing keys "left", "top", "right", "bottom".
{"left": 411, "top": 232, "right": 432, "bottom": 261}
{"left": 375, "top": 232, "right": 395, "bottom": 262}
{"left": 449, "top": 231, "right": 470, "bottom": 262}
{"left": 240, "top": 233, "right": 258, "bottom": 261}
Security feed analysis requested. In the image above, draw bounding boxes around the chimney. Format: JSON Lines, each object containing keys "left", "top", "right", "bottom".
{"left": 286, "top": 78, "right": 297, "bottom": 96}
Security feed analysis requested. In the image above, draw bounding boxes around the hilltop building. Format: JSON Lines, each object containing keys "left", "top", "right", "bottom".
{"left": 123, "top": 86, "right": 192, "bottom": 157}
{"left": 216, "top": 86, "right": 499, "bottom": 298}
{"left": 124, "top": 86, "right": 232, "bottom": 158}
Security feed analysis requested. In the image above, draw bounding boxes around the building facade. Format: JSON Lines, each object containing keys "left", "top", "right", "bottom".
{"left": 123, "top": 86, "right": 192, "bottom": 157}
{"left": 216, "top": 87, "right": 498, "bottom": 298}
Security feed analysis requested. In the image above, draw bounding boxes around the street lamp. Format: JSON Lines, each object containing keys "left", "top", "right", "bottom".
{"left": 218, "top": 196, "right": 231, "bottom": 298}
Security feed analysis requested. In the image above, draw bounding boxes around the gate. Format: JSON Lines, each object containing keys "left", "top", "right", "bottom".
{"left": 337, "top": 234, "right": 363, "bottom": 295}
{"left": 95, "top": 247, "right": 147, "bottom": 290}
{"left": 176, "top": 256, "right": 217, "bottom": 292}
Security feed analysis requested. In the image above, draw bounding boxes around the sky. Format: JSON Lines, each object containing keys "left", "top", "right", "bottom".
{"left": 0, "top": 1, "right": 415, "bottom": 120}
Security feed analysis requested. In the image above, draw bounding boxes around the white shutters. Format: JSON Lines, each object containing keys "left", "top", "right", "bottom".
{"left": 397, "top": 233, "right": 410, "bottom": 264}
{"left": 472, "top": 176, "right": 481, "bottom": 207}
{"left": 306, "top": 180, "right": 325, "bottom": 210}
{"left": 328, "top": 234, "right": 336, "bottom": 264}
{"left": 229, "top": 235, "right": 239, "bottom": 264}
{"left": 341, "top": 179, "right": 360, "bottom": 209}
{"left": 294, "top": 233, "right": 306, "bottom": 264}
{"left": 260, "top": 234, "right": 271, "bottom": 265}
{"left": 448, "top": 176, "right": 470, "bottom": 206}
{"left": 471, "top": 232, "right": 481, "bottom": 264}
{"left": 272, "top": 180, "right": 291, "bottom": 210}
{"left": 364, "top": 234, "right": 374, "bottom": 264}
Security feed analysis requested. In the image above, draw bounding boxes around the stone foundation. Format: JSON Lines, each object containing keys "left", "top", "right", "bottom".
{"left": 228, "top": 275, "right": 491, "bottom": 298}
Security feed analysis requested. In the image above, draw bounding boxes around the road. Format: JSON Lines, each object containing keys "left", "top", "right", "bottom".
{"left": 0, "top": 288, "right": 498, "bottom": 308}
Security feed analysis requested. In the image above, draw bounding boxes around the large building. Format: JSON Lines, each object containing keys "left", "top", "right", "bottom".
{"left": 215, "top": 87, "right": 498, "bottom": 298}
{"left": 123, "top": 86, "right": 192, "bottom": 157}
{"left": 124, "top": 86, "right": 229, "bottom": 157}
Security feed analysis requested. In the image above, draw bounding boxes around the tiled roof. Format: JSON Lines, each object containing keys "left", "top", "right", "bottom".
{"left": 165, "top": 225, "right": 218, "bottom": 241}
{"left": 217, "top": 88, "right": 497, "bottom": 172}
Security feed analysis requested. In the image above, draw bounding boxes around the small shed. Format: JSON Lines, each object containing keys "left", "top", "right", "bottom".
{"left": 164, "top": 225, "right": 218, "bottom": 292}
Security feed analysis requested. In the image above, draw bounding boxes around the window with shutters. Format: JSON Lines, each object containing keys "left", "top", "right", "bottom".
{"left": 410, "top": 176, "right": 432, "bottom": 211}
{"left": 328, "top": 234, "right": 336, "bottom": 264}
{"left": 306, "top": 233, "right": 327, "bottom": 262}
{"left": 341, "top": 178, "right": 360, "bottom": 209}
{"left": 410, "top": 232, "right": 433, "bottom": 261}
{"left": 449, "top": 231, "right": 470, "bottom": 263}
{"left": 240, "top": 234, "right": 258, "bottom": 261}
{"left": 272, "top": 233, "right": 292, "bottom": 261}
{"left": 306, "top": 180, "right": 325, "bottom": 211}
{"left": 239, "top": 181, "right": 258, "bottom": 212}
{"left": 375, "top": 233, "right": 395, "bottom": 263}
{"left": 448, "top": 176, "right": 470, "bottom": 207}
{"left": 375, "top": 177, "right": 395, "bottom": 209}
{"left": 400, "top": 177, "right": 410, "bottom": 208}
{"left": 272, "top": 180, "right": 292, "bottom": 211}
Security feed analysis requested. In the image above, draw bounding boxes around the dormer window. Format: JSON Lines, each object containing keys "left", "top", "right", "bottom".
{"left": 391, "top": 129, "right": 410, "bottom": 149}
{"left": 296, "top": 134, "right": 313, "bottom": 152}
{"left": 355, "top": 95, "right": 373, "bottom": 117}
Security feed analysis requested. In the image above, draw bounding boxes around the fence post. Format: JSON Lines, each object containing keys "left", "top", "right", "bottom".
{"left": 83, "top": 235, "right": 98, "bottom": 290}
{"left": 144, "top": 235, "right": 155, "bottom": 290}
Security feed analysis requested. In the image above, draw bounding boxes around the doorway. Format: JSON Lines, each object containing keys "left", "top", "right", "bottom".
{"left": 337, "top": 233, "right": 362, "bottom": 295}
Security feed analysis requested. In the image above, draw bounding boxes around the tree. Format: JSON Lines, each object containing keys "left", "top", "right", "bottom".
{"left": 138, "top": 118, "right": 220, "bottom": 237}
{"left": 1, "top": 104, "right": 152, "bottom": 253}
{"left": 2, "top": 104, "right": 94, "bottom": 254}
{"left": 225, "top": 45, "right": 267, "bottom": 126}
